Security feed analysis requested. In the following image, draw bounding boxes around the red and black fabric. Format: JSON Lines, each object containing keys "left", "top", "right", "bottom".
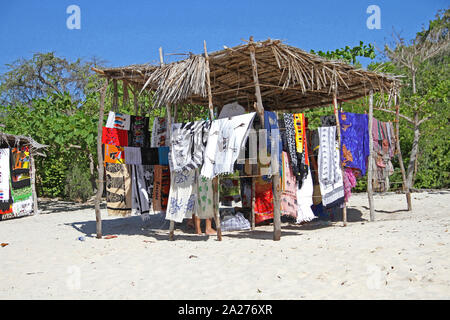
{"left": 101, "top": 127, "right": 129, "bottom": 147}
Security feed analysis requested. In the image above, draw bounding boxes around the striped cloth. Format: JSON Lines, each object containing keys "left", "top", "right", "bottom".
{"left": 169, "top": 120, "right": 210, "bottom": 172}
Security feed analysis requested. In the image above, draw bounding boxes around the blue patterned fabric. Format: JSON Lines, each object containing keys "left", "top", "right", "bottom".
{"left": 264, "top": 111, "right": 282, "bottom": 176}
{"left": 339, "top": 112, "right": 370, "bottom": 176}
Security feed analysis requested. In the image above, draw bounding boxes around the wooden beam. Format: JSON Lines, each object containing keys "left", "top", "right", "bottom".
{"left": 249, "top": 37, "right": 281, "bottom": 241}
{"left": 367, "top": 90, "right": 375, "bottom": 221}
{"left": 205, "top": 40, "right": 223, "bottom": 241}
{"left": 30, "top": 153, "right": 38, "bottom": 216}
{"left": 95, "top": 80, "right": 109, "bottom": 239}
{"left": 332, "top": 92, "right": 347, "bottom": 226}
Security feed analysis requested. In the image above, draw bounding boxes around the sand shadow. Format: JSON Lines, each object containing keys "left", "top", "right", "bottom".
{"left": 38, "top": 199, "right": 102, "bottom": 214}
{"left": 65, "top": 214, "right": 218, "bottom": 242}
{"left": 333, "top": 207, "right": 367, "bottom": 222}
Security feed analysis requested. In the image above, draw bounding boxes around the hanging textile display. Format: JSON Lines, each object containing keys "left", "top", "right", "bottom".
{"left": 293, "top": 113, "right": 309, "bottom": 183}
{"left": 263, "top": 111, "right": 282, "bottom": 176}
{"left": 317, "top": 126, "right": 345, "bottom": 208}
{"left": 10, "top": 146, "right": 31, "bottom": 190}
{"left": 128, "top": 115, "right": 149, "bottom": 147}
{"left": 102, "top": 127, "right": 129, "bottom": 147}
{"left": 169, "top": 120, "right": 210, "bottom": 172}
{"left": 106, "top": 111, "right": 131, "bottom": 131}
{"left": 343, "top": 167, "right": 357, "bottom": 202}
{"left": 141, "top": 147, "right": 159, "bottom": 165}
{"left": 0, "top": 148, "right": 12, "bottom": 218}
{"left": 280, "top": 151, "right": 298, "bottom": 218}
{"left": 105, "top": 163, "right": 132, "bottom": 216}
{"left": 166, "top": 168, "right": 197, "bottom": 223}
{"left": 201, "top": 112, "right": 256, "bottom": 179}
{"left": 104, "top": 144, "right": 125, "bottom": 164}
{"left": 124, "top": 146, "right": 142, "bottom": 165}
{"left": 371, "top": 118, "right": 395, "bottom": 192}
{"left": 131, "top": 164, "right": 154, "bottom": 216}
{"left": 339, "top": 112, "right": 370, "bottom": 176}
{"left": 152, "top": 165, "right": 170, "bottom": 212}
{"left": 219, "top": 171, "right": 241, "bottom": 208}
{"left": 151, "top": 116, "right": 171, "bottom": 147}
{"left": 282, "top": 113, "right": 299, "bottom": 178}
{"left": 253, "top": 176, "right": 274, "bottom": 224}
{"left": 196, "top": 168, "right": 214, "bottom": 219}
{"left": 296, "top": 167, "right": 315, "bottom": 223}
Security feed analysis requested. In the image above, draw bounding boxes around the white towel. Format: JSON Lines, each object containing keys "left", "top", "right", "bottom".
{"left": 166, "top": 168, "right": 198, "bottom": 222}
{"left": 201, "top": 112, "right": 256, "bottom": 179}
{"left": 296, "top": 167, "right": 315, "bottom": 223}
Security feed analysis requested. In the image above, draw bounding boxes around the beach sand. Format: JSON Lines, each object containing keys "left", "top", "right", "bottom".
{"left": 0, "top": 190, "right": 449, "bottom": 299}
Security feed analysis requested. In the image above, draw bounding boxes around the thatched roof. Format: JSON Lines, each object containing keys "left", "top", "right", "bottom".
{"left": 93, "top": 38, "right": 400, "bottom": 111}
{"left": 0, "top": 131, "right": 48, "bottom": 155}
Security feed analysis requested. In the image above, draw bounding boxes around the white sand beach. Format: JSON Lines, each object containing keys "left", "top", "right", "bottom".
{"left": 0, "top": 191, "right": 449, "bottom": 300}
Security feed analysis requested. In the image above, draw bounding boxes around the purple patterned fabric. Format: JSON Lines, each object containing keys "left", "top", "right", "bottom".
{"left": 339, "top": 112, "right": 370, "bottom": 176}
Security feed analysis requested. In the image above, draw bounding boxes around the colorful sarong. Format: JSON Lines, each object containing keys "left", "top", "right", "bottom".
{"left": 105, "top": 163, "right": 132, "bottom": 216}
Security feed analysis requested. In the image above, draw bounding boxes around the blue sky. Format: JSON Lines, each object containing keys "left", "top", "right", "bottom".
{"left": 0, "top": 1, "right": 448, "bottom": 71}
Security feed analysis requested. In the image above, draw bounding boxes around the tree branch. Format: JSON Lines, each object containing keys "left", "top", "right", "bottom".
{"left": 375, "top": 107, "right": 415, "bottom": 124}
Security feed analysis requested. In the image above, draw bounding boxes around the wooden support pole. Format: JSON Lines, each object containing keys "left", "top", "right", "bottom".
{"left": 204, "top": 40, "right": 222, "bottom": 241}
{"left": 332, "top": 92, "right": 347, "bottom": 226}
{"left": 30, "top": 152, "right": 38, "bottom": 215}
{"left": 248, "top": 37, "right": 281, "bottom": 241}
{"left": 112, "top": 79, "right": 118, "bottom": 112}
{"left": 367, "top": 90, "right": 375, "bottom": 221}
{"left": 167, "top": 104, "right": 176, "bottom": 241}
{"left": 95, "top": 80, "right": 109, "bottom": 239}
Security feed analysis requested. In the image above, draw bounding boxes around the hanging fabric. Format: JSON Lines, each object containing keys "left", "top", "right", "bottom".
{"left": 106, "top": 111, "right": 131, "bottom": 131}
{"left": 128, "top": 115, "right": 149, "bottom": 147}
{"left": 253, "top": 176, "right": 274, "bottom": 224}
{"left": 166, "top": 168, "right": 197, "bottom": 222}
{"left": 201, "top": 112, "right": 256, "bottom": 179}
{"left": 102, "top": 127, "right": 129, "bottom": 147}
{"left": 296, "top": 167, "right": 315, "bottom": 224}
{"left": 196, "top": 168, "right": 214, "bottom": 219}
{"left": 105, "top": 163, "right": 132, "bottom": 216}
{"left": 104, "top": 144, "right": 125, "bottom": 164}
{"left": 318, "top": 126, "right": 345, "bottom": 208}
{"left": 280, "top": 151, "right": 298, "bottom": 218}
{"left": 131, "top": 164, "right": 154, "bottom": 217}
{"left": 339, "top": 112, "right": 370, "bottom": 176}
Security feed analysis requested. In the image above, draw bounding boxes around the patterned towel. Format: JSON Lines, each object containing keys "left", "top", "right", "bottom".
{"left": 166, "top": 168, "right": 197, "bottom": 222}
{"left": 124, "top": 147, "right": 142, "bottom": 165}
{"left": 152, "top": 165, "right": 170, "bottom": 212}
{"left": 102, "top": 127, "right": 129, "bottom": 146}
{"left": 104, "top": 144, "right": 125, "bottom": 164}
{"left": 106, "top": 111, "right": 131, "bottom": 130}
{"left": 201, "top": 112, "right": 256, "bottom": 179}
{"left": 131, "top": 165, "right": 154, "bottom": 215}
{"left": 169, "top": 120, "right": 210, "bottom": 172}
{"left": 105, "top": 163, "right": 132, "bottom": 216}
{"left": 296, "top": 167, "right": 315, "bottom": 223}
{"left": 10, "top": 146, "right": 31, "bottom": 190}
{"left": 318, "top": 128, "right": 345, "bottom": 208}
{"left": 196, "top": 168, "right": 214, "bottom": 219}
{"left": 128, "top": 115, "right": 149, "bottom": 147}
